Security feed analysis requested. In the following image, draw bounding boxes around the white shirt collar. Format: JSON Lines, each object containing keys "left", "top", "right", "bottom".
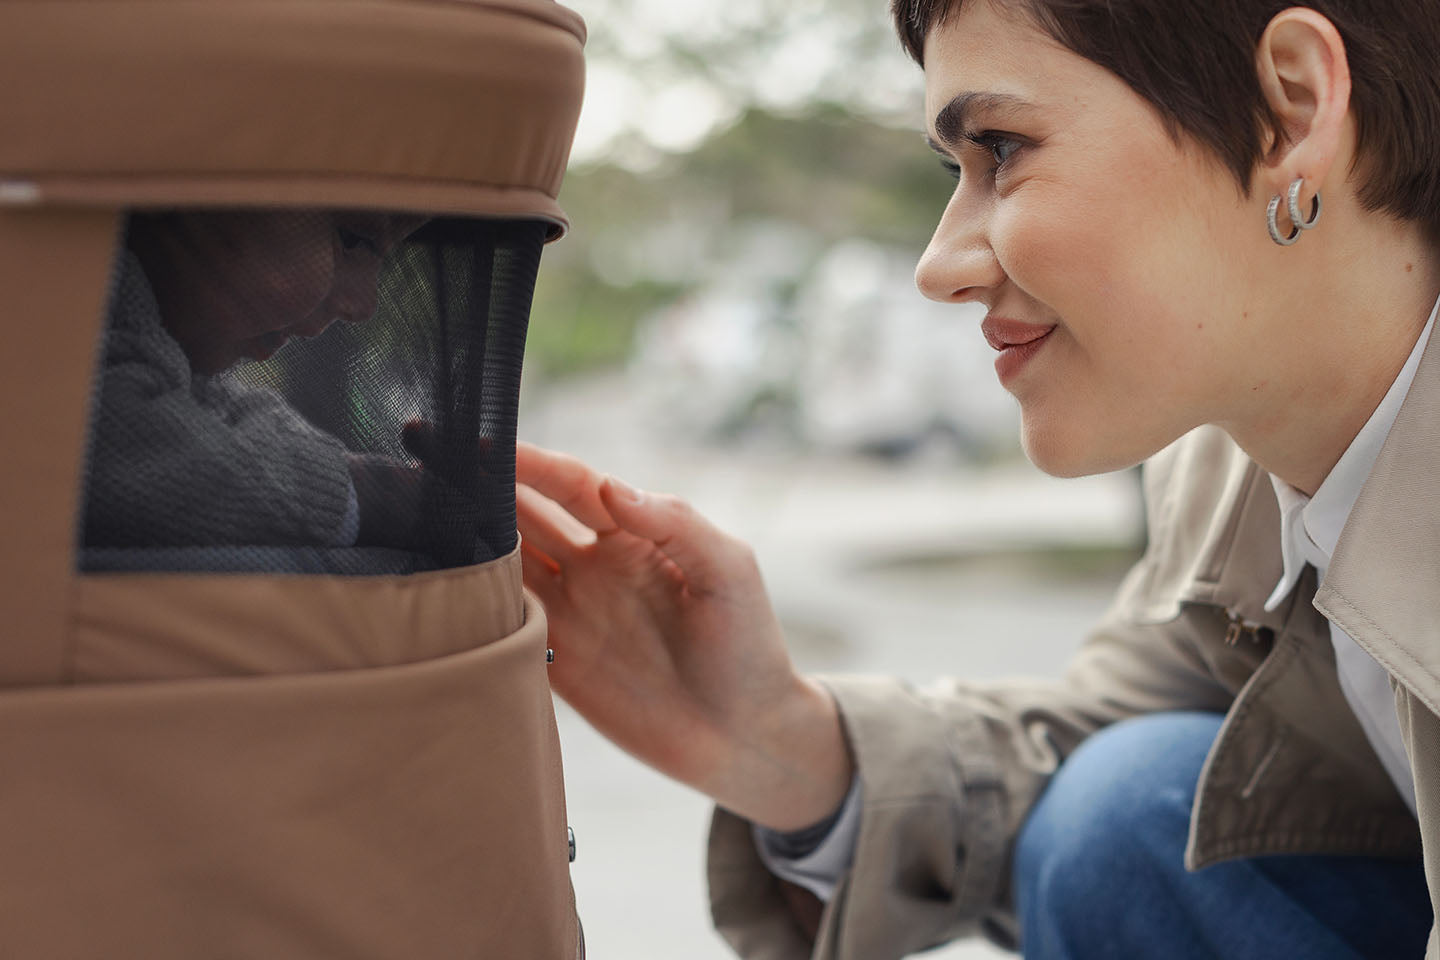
{"left": 1265, "top": 296, "right": 1440, "bottom": 610}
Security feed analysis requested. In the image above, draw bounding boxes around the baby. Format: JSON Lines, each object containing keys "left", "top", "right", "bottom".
{"left": 83, "top": 209, "right": 421, "bottom": 550}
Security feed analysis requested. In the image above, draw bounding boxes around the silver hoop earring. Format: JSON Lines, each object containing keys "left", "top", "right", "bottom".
{"left": 1267, "top": 193, "right": 1300, "bottom": 246}
{"left": 1286, "top": 177, "right": 1321, "bottom": 232}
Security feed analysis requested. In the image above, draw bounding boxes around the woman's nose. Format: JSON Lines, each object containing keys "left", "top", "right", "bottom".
{"left": 914, "top": 192, "right": 1003, "bottom": 304}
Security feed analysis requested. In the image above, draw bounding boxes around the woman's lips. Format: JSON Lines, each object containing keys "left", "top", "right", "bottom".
{"left": 981, "top": 316, "right": 1057, "bottom": 384}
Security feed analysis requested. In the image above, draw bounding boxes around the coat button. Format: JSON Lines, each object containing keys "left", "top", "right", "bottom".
{"left": 568, "top": 826, "right": 576, "bottom": 863}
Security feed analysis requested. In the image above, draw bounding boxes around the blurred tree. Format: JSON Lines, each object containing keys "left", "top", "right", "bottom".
{"left": 531, "top": 105, "right": 954, "bottom": 375}
{"left": 570, "top": 0, "right": 921, "bottom": 158}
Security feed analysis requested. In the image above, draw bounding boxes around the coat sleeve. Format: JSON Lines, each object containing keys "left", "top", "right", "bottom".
{"left": 707, "top": 436, "right": 1254, "bottom": 960}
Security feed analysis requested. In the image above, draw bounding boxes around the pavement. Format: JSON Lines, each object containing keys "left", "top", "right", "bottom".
{"left": 522, "top": 373, "right": 1145, "bottom": 959}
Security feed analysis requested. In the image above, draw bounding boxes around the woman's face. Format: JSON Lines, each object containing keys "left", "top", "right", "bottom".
{"left": 916, "top": 0, "right": 1277, "bottom": 476}
{"left": 146, "top": 210, "right": 419, "bottom": 374}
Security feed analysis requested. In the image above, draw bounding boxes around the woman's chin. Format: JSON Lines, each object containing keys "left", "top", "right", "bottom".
{"left": 1019, "top": 421, "right": 1144, "bottom": 479}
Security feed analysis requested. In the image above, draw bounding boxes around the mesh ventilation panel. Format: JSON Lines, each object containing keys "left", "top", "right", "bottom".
{"left": 79, "top": 210, "right": 546, "bottom": 575}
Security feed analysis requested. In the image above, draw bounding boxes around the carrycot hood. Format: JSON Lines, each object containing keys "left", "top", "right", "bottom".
{"left": 0, "top": 0, "right": 586, "bottom": 236}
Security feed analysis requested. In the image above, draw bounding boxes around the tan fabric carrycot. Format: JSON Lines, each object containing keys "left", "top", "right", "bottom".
{"left": 0, "top": 1, "right": 587, "bottom": 955}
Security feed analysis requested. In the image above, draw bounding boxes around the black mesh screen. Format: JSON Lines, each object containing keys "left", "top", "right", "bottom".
{"left": 79, "top": 210, "right": 546, "bottom": 575}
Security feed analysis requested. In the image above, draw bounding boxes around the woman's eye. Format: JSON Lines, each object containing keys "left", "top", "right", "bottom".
{"left": 932, "top": 132, "right": 1023, "bottom": 184}
{"left": 975, "top": 133, "right": 1022, "bottom": 167}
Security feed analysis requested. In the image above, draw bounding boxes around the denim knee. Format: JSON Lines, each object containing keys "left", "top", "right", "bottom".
{"left": 1014, "top": 713, "right": 1224, "bottom": 959}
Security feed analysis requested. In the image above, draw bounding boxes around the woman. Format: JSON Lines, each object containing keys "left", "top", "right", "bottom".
{"left": 518, "top": 1, "right": 1440, "bottom": 957}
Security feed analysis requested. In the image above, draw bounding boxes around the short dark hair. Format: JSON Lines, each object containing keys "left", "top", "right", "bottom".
{"left": 891, "top": 0, "right": 1440, "bottom": 238}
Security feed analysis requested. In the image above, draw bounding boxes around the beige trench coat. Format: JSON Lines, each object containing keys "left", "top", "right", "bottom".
{"left": 708, "top": 328, "right": 1440, "bottom": 960}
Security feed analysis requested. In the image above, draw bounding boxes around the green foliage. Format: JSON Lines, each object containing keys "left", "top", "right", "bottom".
{"left": 678, "top": 104, "right": 949, "bottom": 245}
{"left": 528, "top": 270, "right": 682, "bottom": 376}
{"left": 527, "top": 105, "right": 955, "bottom": 376}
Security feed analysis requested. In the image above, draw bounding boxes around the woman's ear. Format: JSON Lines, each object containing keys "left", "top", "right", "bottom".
{"left": 1254, "top": 8, "right": 1351, "bottom": 212}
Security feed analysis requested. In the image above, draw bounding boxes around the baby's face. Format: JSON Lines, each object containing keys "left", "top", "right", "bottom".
{"left": 143, "top": 210, "right": 421, "bottom": 374}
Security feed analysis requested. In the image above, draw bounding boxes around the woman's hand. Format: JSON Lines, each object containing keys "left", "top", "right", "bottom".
{"left": 516, "top": 442, "right": 853, "bottom": 831}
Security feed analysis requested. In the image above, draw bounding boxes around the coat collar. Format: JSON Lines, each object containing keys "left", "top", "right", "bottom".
{"left": 1316, "top": 319, "right": 1440, "bottom": 715}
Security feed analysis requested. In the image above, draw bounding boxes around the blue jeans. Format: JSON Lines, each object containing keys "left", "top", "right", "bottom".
{"left": 1014, "top": 712, "right": 1431, "bottom": 959}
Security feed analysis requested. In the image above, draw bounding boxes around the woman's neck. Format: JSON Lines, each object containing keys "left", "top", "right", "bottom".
{"left": 1220, "top": 219, "right": 1440, "bottom": 497}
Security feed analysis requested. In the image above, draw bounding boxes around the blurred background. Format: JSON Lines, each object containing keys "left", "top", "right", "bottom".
{"left": 519, "top": 0, "right": 1146, "bottom": 956}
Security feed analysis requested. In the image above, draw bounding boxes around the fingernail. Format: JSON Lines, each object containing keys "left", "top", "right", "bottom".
{"left": 606, "top": 475, "right": 645, "bottom": 504}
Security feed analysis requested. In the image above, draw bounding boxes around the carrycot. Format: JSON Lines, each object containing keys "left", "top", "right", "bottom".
{"left": 0, "top": 0, "right": 586, "bottom": 954}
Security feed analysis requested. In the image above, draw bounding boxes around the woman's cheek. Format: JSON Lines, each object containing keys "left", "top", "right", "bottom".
{"left": 991, "top": 183, "right": 1109, "bottom": 313}
{"left": 990, "top": 192, "right": 1164, "bottom": 476}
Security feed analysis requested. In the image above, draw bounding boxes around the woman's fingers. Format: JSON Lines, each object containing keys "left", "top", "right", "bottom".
{"left": 518, "top": 536, "right": 563, "bottom": 602}
{"left": 516, "top": 482, "right": 596, "bottom": 563}
{"left": 598, "top": 475, "right": 753, "bottom": 593}
{"left": 517, "top": 442, "right": 753, "bottom": 594}
{"left": 516, "top": 442, "right": 618, "bottom": 534}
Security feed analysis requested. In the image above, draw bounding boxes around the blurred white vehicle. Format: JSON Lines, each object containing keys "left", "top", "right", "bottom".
{"left": 793, "top": 241, "right": 1019, "bottom": 459}
{"left": 630, "top": 284, "right": 799, "bottom": 440}
{"left": 629, "top": 239, "right": 1020, "bottom": 460}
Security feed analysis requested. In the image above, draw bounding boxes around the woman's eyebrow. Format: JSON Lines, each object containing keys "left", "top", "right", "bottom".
{"left": 932, "top": 91, "right": 1032, "bottom": 146}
